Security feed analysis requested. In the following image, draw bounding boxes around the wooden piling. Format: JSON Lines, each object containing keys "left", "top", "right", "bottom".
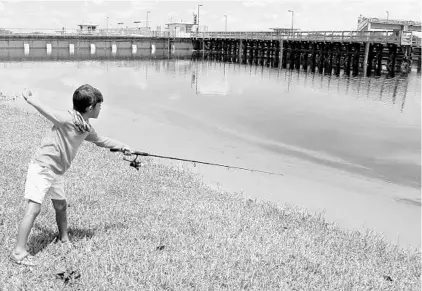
{"left": 279, "top": 40, "right": 284, "bottom": 69}
{"left": 310, "top": 43, "right": 316, "bottom": 73}
{"left": 352, "top": 43, "right": 360, "bottom": 76}
{"left": 363, "top": 41, "right": 370, "bottom": 77}
{"left": 376, "top": 44, "right": 383, "bottom": 76}
{"left": 193, "top": 32, "right": 414, "bottom": 76}
{"left": 238, "top": 39, "right": 243, "bottom": 62}
{"left": 344, "top": 44, "right": 351, "bottom": 76}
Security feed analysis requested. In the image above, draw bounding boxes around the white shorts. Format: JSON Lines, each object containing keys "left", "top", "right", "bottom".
{"left": 24, "top": 162, "right": 65, "bottom": 204}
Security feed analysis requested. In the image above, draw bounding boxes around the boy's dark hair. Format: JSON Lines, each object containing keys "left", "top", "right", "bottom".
{"left": 73, "top": 84, "right": 103, "bottom": 113}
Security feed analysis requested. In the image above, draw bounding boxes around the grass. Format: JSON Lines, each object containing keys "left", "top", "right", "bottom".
{"left": 0, "top": 100, "right": 420, "bottom": 290}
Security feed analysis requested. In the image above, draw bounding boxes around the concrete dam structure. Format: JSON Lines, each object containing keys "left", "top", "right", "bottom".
{"left": 0, "top": 35, "right": 193, "bottom": 54}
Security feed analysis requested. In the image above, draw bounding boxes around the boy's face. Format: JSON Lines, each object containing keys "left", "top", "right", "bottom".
{"left": 90, "top": 102, "right": 102, "bottom": 119}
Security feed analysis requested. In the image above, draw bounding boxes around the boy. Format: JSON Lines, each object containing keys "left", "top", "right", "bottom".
{"left": 10, "top": 84, "right": 131, "bottom": 266}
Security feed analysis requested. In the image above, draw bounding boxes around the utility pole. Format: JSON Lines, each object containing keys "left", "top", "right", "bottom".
{"left": 146, "top": 11, "right": 150, "bottom": 30}
{"left": 288, "top": 10, "right": 294, "bottom": 35}
{"left": 224, "top": 14, "right": 227, "bottom": 32}
{"left": 386, "top": 10, "right": 389, "bottom": 23}
{"left": 197, "top": 4, "right": 203, "bottom": 32}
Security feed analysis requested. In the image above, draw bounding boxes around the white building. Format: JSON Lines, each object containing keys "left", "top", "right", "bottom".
{"left": 165, "top": 22, "right": 195, "bottom": 37}
{"left": 357, "top": 16, "right": 421, "bottom": 33}
{"left": 77, "top": 23, "right": 99, "bottom": 34}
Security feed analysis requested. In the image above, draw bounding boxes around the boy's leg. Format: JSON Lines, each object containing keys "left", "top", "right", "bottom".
{"left": 11, "top": 162, "right": 55, "bottom": 265}
{"left": 49, "top": 172, "right": 69, "bottom": 243}
{"left": 13, "top": 200, "right": 41, "bottom": 257}
{"left": 52, "top": 199, "right": 70, "bottom": 243}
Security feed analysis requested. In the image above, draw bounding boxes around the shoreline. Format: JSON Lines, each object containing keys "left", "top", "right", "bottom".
{"left": 0, "top": 98, "right": 421, "bottom": 289}
{"left": 2, "top": 93, "right": 421, "bottom": 248}
{"left": 3, "top": 94, "right": 421, "bottom": 248}
{"left": 87, "top": 100, "right": 422, "bottom": 248}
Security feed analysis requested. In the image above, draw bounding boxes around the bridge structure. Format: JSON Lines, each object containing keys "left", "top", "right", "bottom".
{"left": 191, "top": 30, "right": 421, "bottom": 77}
{"left": 1, "top": 27, "right": 420, "bottom": 76}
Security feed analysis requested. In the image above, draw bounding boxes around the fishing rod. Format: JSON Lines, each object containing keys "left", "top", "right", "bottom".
{"left": 110, "top": 148, "right": 283, "bottom": 176}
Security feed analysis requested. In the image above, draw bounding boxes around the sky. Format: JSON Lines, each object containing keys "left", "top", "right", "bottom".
{"left": 0, "top": 0, "right": 421, "bottom": 32}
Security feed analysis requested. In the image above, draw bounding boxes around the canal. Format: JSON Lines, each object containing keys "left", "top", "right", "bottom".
{"left": 0, "top": 48, "right": 420, "bottom": 248}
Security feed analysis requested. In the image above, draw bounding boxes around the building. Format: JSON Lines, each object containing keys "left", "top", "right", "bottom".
{"left": 77, "top": 23, "right": 99, "bottom": 35}
{"left": 165, "top": 22, "right": 194, "bottom": 37}
{"left": 357, "top": 16, "right": 421, "bottom": 32}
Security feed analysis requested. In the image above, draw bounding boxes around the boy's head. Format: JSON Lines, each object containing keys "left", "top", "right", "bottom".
{"left": 73, "top": 84, "right": 103, "bottom": 117}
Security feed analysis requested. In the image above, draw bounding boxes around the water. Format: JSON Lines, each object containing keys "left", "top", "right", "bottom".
{"left": 1, "top": 49, "right": 420, "bottom": 248}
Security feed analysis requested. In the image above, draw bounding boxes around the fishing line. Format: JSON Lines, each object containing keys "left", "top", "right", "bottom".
{"left": 110, "top": 148, "right": 283, "bottom": 176}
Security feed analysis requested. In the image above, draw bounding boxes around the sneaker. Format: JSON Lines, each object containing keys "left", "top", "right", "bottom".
{"left": 10, "top": 252, "right": 39, "bottom": 266}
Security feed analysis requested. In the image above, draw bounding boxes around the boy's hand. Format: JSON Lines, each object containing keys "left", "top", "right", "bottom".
{"left": 21, "top": 88, "right": 34, "bottom": 103}
{"left": 122, "top": 147, "right": 133, "bottom": 155}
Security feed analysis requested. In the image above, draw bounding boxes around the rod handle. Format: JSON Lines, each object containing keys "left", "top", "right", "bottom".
{"left": 110, "top": 148, "right": 150, "bottom": 156}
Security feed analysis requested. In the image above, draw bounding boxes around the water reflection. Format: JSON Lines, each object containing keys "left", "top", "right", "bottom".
{"left": 0, "top": 48, "right": 419, "bottom": 189}
{"left": 0, "top": 48, "right": 193, "bottom": 62}
{"left": 184, "top": 58, "right": 420, "bottom": 189}
{"left": 2, "top": 48, "right": 417, "bottom": 115}
{"left": 188, "top": 57, "right": 418, "bottom": 114}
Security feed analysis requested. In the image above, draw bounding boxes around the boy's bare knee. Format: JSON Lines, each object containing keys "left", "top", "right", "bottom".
{"left": 26, "top": 200, "right": 41, "bottom": 216}
{"left": 52, "top": 199, "right": 67, "bottom": 212}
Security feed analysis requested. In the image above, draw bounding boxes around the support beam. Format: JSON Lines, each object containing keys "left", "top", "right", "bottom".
{"left": 279, "top": 40, "right": 284, "bottom": 69}
{"left": 363, "top": 41, "right": 370, "bottom": 77}
{"left": 239, "top": 39, "right": 243, "bottom": 62}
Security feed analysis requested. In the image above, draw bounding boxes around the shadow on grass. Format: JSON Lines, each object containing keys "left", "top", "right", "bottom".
{"left": 28, "top": 224, "right": 96, "bottom": 255}
{"left": 28, "top": 222, "right": 128, "bottom": 254}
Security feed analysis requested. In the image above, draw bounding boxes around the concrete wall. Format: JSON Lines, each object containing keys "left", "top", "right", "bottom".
{"left": 0, "top": 36, "right": 193, "bottom": 51}
{"left": 0, "top": 46, "right": 194, "bottom": 61}
{"left": 0, "top": 35, "right": 195, "bottom": 61}
{"left": 0, "top": 39, "right": 25, "bottom": 49}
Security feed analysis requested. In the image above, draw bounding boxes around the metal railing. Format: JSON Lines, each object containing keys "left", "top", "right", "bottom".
{"left": 0, "top": 28, "right": 80, "bottom": 35}
{"left": 0, "top": 28, "right": 196, "bottom": 38}
{"left": 191, "top": 30, "right": 411, "bottom": 45}
{"left": 0, "top": 28, "right": 416, "bottom": 45}
{"left": 359, "top": 17, "right": 421, "bottom": 27}
{"left": 0, "top": 28, "right": 173, "bottom": 37}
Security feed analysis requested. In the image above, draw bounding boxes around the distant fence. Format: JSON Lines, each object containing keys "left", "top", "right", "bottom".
{"left": 0, "top": 28, "right": 191, "bottom": 38}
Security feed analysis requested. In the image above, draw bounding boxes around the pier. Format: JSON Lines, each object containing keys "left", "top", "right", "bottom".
{"left": 1, "top": 28, "right": 420, "bottom": 76}
{"left": 191, "top": 31, "right": 421, "bottom": 77}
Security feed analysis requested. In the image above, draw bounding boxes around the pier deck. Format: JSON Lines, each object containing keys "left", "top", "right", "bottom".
{"left": 192, "top": 31, "right": 415, "bottom": 46}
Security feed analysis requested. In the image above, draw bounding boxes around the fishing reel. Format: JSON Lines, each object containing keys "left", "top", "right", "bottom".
{"left": 110, "top": 148, "right": 147, "bottom": 171}
{"left": 123, "top": 155, "right": 142, "bottom": 170}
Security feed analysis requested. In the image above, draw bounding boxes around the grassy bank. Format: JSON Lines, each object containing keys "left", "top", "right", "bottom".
{"left": 0, "top": 101, "right": 420, "bottom": 290}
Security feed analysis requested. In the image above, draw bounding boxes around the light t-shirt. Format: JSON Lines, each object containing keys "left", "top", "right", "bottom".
{"left": 32, "top": 109, "right": 127, "bottom": 175}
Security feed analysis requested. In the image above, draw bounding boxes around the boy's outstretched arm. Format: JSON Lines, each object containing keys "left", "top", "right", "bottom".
{"left": 85, "top": 128, "right": 132, "bottom": 154}
{"left": 21, "top": 88, "right": 66, "bottom": 127}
